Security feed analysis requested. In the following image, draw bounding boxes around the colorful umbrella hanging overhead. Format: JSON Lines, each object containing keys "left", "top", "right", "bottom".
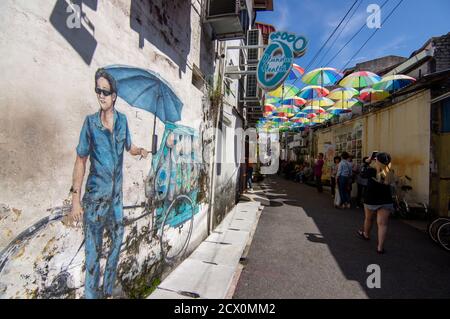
{"left": 292, "top": 112, "right": 308, "bottom": 119}
{"left": 298, "top": 85, "right": 330, "bottom": 100}
{"left": 311, "top": 116, "right": 329, "bottom": 124}
{"left": 264, "top": 104, "right": 277, "bottom": 113}
{"left": 327, "top": 87, "right": 359, "bottom": 101}
{"left": 305, "top": 113, "right": 319, "bottom": 119}
{"left": 281, "top": 97, "right": 307, "bottom": 107}
{"left": 270, "top": 116, "right": 289, "bottom": 123}
{"left": 333, "top": 98, "right": 363, "bottom": 109}
{"left": 302, "top": 105, "right": 327, "bottom": 114}
{"left": 358, "top": 88, "right": 390, "bottom": 103}
{"left": 278, "top": 105, "right": 301, "bottom": 114}
{"left": 291, "top": 123, "right": 307, "bottom": 132}
{"left": 302, "top": 67, "right": 343, "bottom": 87}
{"left": 265, "top": 96, "right": 281, "bottom": 105}
{"left": 268, "top": 83, "right": 301, "bottom": 99}
{"left": 285, "top": 63, "right": 305, "bottom": 81}
{"left": 305, "top": 97, "right": 335, "bottom": 108}
{"left": 339, "top": 71, "right": 382, "bottom": 89}
{"left": 372, "top": 74, "right": 416, "bottom": 92}
{"left": 292, "top": 117, "right": 309, "bottom": 124}
{"left": 327, "top": 106, "right": 352, "bottom": 115}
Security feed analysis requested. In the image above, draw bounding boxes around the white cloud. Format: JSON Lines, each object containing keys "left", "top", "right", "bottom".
{"left": 276, "top": 1, "right": 290, "bottom": 31}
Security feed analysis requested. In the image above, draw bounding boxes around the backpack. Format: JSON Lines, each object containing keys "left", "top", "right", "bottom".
{"left": 359, "top": 164, "right": 370, "bottom": 179}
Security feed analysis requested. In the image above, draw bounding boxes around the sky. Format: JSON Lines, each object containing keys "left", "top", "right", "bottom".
{"left": 256, "top": 0, "right": 450, "bottom": 73}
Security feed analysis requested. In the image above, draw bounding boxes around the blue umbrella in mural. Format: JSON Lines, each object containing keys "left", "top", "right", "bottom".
{"left": 104, "top": 65, "right": 184, "bottom": 153}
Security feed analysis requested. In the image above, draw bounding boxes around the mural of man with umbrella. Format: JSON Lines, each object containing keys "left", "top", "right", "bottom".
{"left": 65, "top": 68, "right": 150, "bottom": 299}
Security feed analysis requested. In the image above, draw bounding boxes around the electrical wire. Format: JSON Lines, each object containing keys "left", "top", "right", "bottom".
{"left": 341, "top": 0, "right": 405, "bottom": 71}
{"left": 304, "top": 0, "right": 360, "bottom": 73}
{"left": 315, "top": 0, "right": 364, "bottom": 69}
{"left": 325, "top": 0, "right": 390, "bottom": 67}
{"left": 282, "top": 0, "right": 359, "bottom": 99}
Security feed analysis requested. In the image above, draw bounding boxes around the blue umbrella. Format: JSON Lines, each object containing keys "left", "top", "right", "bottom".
{"left": 372, "top": 74, "right": 416, "bottom": 93}
{"left": 285, "top": 64, "right": 305, "bottom": 81}
{"left": 104, "top": 65, "right": 184, "bottom": 153}
{"left": 104, "top": 65, "right": 183, "bottom": 123}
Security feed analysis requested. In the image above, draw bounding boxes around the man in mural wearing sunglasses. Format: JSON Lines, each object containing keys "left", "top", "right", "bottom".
{"left": 64, "top": 68, "right": 149, "bottom": 299}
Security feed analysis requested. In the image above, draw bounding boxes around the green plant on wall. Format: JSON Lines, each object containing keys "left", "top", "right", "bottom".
{"left": 208, "top": 74, "right": 223, "bottom": 109}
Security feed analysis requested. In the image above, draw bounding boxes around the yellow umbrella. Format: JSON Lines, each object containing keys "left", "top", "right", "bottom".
{"left": 334, "top": 98, "right": 362, "bottom": 109}
{"left": 327, "top": 87, "right": 359, "bottom": 101}
{"left": 359, "top": 88, "right": 390, "bottom": 103}
{"left": 305, "top": 97, "right": 335, "bottom": 108}
{"left": 268, "top": 84, "right": 300, "bottom": 99}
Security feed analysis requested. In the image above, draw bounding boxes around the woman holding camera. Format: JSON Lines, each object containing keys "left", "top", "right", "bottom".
{"left": 357, "top": 152, "right": 395, "bottom": 254}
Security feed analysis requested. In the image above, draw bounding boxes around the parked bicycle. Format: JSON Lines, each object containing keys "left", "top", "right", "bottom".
{"left": 428, "top": 217, "right": 450, "bottom": 251}
{"left": 0, "top": 122, "right": 202, "bottom": 298}
{"left": 392, "top": 175, "right": 428, "bottom": 220}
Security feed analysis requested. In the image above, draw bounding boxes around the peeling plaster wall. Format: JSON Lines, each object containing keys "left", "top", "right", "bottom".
{"left": 213, "top": 105, "right": 243, "bottom": 227}
{"left": 211, "top": 40, "right": 243, "bottom": 228}
{"left": 0, "top": 0, "right": 225, "bottom": 298}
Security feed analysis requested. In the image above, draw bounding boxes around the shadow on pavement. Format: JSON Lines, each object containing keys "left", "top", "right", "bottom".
{"left": 237, "top": 176, "right": 450, "bottom": 299}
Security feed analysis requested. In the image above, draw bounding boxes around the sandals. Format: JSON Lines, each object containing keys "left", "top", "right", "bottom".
{"left": 357, "top": 230, "right": 370, "bottom": 241}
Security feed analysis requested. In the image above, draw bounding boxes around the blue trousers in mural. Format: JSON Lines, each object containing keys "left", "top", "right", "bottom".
{"left": 83, "top": 198, "right": 124, "bottom": 299}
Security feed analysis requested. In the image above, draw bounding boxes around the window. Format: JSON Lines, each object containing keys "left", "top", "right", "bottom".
{"left": 191, "top": 64, "right": 204, "bottom": 91}
{"left": 442, "top": 98, "right": 450, "bottom": 133}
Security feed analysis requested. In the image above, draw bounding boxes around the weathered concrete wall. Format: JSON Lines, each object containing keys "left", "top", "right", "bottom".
{"left": 0, "top": 0, "right": 234, "bottom": 299}
{"left": 352, "top": 55, "right": 407, "bottom": 74}
{"left": 316, "top": 129, "right": 334, "bottom": 181}
{"left": 317, "top": 91, "right": 431, "bottom": 204}
{"left": 210, "top": 39, "right": 244, "bottom": 228}
{"left": 431, "top": 132, "right": 450, "bottom": 217}
{"left": 363, "top": 91, "right": 431, "bottom": 204}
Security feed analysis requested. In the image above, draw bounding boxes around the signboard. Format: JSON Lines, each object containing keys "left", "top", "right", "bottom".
{"left": 257, "top": 31, "right": 308, "bottom": 91}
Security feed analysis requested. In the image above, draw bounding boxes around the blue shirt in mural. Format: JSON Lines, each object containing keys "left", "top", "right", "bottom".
{"left": 76, "top": 110, "right": 132, "bottom": 204}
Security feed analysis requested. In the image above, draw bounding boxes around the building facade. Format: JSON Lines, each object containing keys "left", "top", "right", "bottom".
{"left": 313, "top": 33, "right": 450, "bottom": 217}
{"left": 0, "top": 0, "right": 273, "bottom": 298}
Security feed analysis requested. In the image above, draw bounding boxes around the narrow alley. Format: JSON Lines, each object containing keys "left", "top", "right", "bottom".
{"left": 234, "top": 176, "right": 450, "bottom": 299}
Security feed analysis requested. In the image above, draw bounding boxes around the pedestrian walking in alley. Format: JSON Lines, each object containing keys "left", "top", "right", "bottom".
{"left": 330, "top": 156, "right": 341, "bottom": 198}
{"left": 65, "top": 68, "right": 149, "bottom": 299}
{"left": 298, "top": 163, "right": 312, "bottom": 184}
{"left": 357, "top": 152, "right": 396, "bottom": 254}
{"left": 356, "top": 157, "right": 370, "bottom": 208}
{"left": 294, "top": 162, "right": 304, "bottom": 182}
{"left": 314, "top": 153, "right": 325, "bottom": 193}
{"left": 247, "top": 163, "right": 254, "bottom": 191}
{"left": 336, "top": 152, "right": 353, "bottom": 209}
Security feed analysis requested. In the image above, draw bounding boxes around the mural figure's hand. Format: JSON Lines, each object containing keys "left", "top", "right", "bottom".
{"left": 64, "top": 203, "right": 84, "bottom": 228}
{"left": 140, "top": 148, "right": 149, "bottom": 160}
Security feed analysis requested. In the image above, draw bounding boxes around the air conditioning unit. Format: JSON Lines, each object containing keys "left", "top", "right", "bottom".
{"left": 247, "top": 29, "right": 263, "bottom": 65}
{"left": 205, "top": 0, "right": 250, "bottom": 40}
{"left": 244, "top": 66, "right": 262, "bottom": 100}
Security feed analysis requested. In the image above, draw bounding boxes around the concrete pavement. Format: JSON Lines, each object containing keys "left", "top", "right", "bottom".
{"left": 233, "top": 176, "right": 450, "bottom": 299}
{"left": 148, "top": 190, "right": 264, "bottom": 299}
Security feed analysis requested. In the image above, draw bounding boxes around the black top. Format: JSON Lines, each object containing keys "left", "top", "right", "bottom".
{"left": 363, "top": 167, "right": 394, "bottom": 205}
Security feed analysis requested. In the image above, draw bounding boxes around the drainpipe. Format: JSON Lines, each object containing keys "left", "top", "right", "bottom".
{"left": 206, "top": 42, "right": 226, "bottom": 236}
{"left": 207, "top": 102, "right": 223, "bottom": 236}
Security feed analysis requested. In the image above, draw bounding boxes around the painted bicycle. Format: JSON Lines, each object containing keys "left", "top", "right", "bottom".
{"left": 0, "top": 122, "right": 202, "bottom": 298}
